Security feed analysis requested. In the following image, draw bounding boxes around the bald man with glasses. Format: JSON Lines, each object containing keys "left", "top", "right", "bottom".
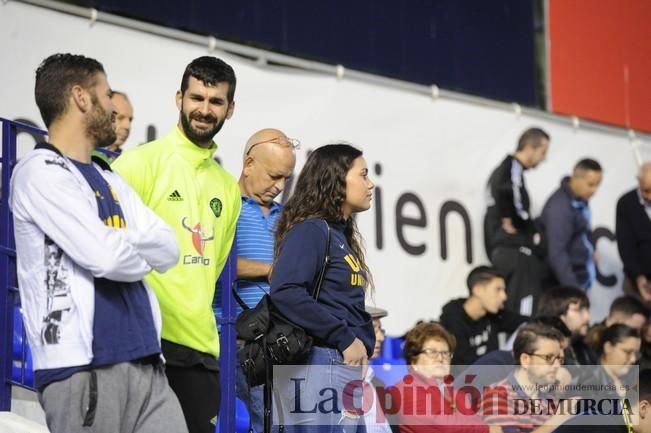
{"left": 214, "top": 128, "right": 298, "bottom": 433}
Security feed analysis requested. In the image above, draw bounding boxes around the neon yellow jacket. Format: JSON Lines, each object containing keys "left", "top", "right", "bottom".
{"left": 113, "top": 126, "right": 241, "bottom": 357}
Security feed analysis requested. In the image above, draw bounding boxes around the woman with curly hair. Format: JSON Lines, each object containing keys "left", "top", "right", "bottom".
{"left": 270, "top": 143, "right": 376, "bottom": 432}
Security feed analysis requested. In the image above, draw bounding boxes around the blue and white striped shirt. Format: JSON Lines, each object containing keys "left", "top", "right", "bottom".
{"left": 214, "top": 196, "right": 282, "bottom": 318}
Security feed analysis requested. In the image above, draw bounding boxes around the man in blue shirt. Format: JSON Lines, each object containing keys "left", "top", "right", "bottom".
{"left": 234, "top": 128, "right": 298, "bottom": 308}
{"left": 220, "top": 128, "right": 298, "bottom": 432}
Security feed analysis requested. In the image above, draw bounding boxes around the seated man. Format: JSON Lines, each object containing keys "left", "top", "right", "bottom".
{"left": 481, "top": 322, "right": 571, "bottom": 433}
{"left": 461, "top": 316, "right": 571, "bottom": 388}
{"left": 536, "top": 287, "right": 595, "bottom": 366}
{"left": 440, "top": 265, "right": 527, "bottom": 366}
{"left": 604, "top": 295, "right": 649, "bottom": 331}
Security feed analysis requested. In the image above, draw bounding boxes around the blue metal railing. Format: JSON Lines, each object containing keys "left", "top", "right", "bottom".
{"left": 0, "top": 118, "right": 238, "bottom": 433}
{"left": 0, "top": 118, "right": 47, "bottom": 410}
{"left": 217, "top": 243, "right": 238, "bottom": 433}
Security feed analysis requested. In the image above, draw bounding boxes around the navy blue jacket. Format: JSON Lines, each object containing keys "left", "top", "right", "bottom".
{"left": 270, "top": 219, "right": 375, "bottom": 357}
{"left": 540, "top": 177, "right": 592, "bottom": 288}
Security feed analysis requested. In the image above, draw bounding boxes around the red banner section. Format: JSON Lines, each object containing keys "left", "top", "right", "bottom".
{"left": 548, "top": 0, "right": 651, "bottom": 132}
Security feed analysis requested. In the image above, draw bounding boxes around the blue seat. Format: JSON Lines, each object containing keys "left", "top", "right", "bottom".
{"left": 381, "top": 336, "right": 404, "bottom": 360}
{"left": 11, "top": 305, "right": 35, "bottom": 387}
{"left": 369, "top": 357, "right": 409, "bottom": 387}
{"left": 215, "top": 397, "right": 255, "bottom": 433}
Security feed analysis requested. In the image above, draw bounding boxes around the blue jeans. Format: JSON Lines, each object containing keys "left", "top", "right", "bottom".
{"left": 274, "top": 347, "right": 365, "bottom": 433}
{"left": 236, "top": 366, "right": 264, "bottom": 433}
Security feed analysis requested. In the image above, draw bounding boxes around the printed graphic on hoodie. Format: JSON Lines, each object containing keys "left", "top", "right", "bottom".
{"left": 344, "top": 254, "right": 366, "bottom": 287}
{"left": 42, "top": 236, "right": 71, "bottom": 344}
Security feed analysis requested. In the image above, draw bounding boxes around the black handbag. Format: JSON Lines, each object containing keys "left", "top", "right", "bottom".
{"left": 234, "top": 220, "right": 331, "bottom": 387}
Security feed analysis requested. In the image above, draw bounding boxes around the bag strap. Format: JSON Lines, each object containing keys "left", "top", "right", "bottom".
{"left": 230, "top": 284, "right": 251, "bottom": 311}
{"left": 310, "top": 219, "right": 331, "bottom": 301}
{"left": 231, "top": 280, "right": 269, "bottom": 311}
{"left": 232, "top": 220, "right": 331, "bottom": 308}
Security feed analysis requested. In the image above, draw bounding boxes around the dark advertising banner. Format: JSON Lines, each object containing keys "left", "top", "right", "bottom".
{"left": 70, "top": 0, "right": 538, "bottom": 106}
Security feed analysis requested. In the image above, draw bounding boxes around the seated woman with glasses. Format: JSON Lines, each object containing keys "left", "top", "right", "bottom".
{"left": 591, "top": 324, "right": 641, "bottom": 398}
{"left": 552, "top": 323, "right": 641, "bottom": 432}
{"left": 394, "top": 322, "right": 501, "bottom": 433}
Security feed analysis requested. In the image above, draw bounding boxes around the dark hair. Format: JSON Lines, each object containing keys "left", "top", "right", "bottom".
{"left": 626, "top": 369, "right": 651, "bottom": 406}
{"left": 403, "top": 322, "right": 456, "bottom": 366}
{"left": 595, "top": 324, "right": 640, "bottom": 356}
{"left": 516, "top": 127, "right": 550, "bottom": 151}
{"left": 34, "top": 53, "right": 105, "bottom": 127}
{"left": 180, "top": 56, "right": 236, "bottom": 103}
{"left": 274, "top": 144, "right": 372, "bottom": 289}
{"left": 466, "top": 265, "right": 504, "bottom": 294}
{"left": 533, "top": 316, "right": 572, "bottom": 339}
{"left": 512, "top": 321, "right": 564, "bottom": 365}
{"left": 639, "top": 369, "right": 651, "bottom": 403}
{"left": 536, "top": 286, "right": 590, "bottom": 317}
{"left": 610, "top": 296, "right": 649, "bottom": 319}
{"left": 573, "top": 158, "right": 602, "bottom": 175}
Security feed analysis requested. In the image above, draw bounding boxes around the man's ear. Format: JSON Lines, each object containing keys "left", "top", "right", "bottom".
{"left": 640, "top": 400, "right": 648, "bottom": 420}
{"left": 226, "top": 101, "right": 235, "bottom": 120}
{"left": 175, "top": 90, "right": 183, "bottom": 111}
{"left": 71, "top": 85, "right": 89, "bottom": 113}
{"left": 470, "top": 283, "right": 484, "bottom": 299}
{"left": 242, "top": 155, "right": 255, "bottom": 175}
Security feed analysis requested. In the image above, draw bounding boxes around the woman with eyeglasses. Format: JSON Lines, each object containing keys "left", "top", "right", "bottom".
{"left": 593, "top": 324, "right": 641, "bottom": 398}
{"left": 553, "top": 324, "right": 641, "bottom": 433}
{"left": 270, "top": 144, "right": 376, "bottom": 433}
{"left": 395, "top": 322, "right": 502, "bottom": 433}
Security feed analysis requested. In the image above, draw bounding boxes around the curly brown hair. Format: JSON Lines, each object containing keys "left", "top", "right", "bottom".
{"left": 274, "top": 144, "right": 373, "bottom": 289}
{"left": 403, "top": 322, "right": 456, "bottom": 365}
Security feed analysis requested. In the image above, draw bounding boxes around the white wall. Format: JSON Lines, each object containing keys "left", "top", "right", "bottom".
{"left": 1, "top": 2, "right": 649, "bottom": 334}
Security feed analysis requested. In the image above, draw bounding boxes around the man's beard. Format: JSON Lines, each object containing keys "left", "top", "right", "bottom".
{"left": 528, "top": 368, "right": 558, "bottom": 389}
{"left": 88, "top": 93, "right": 116, "bottom": 148}
{"left": 180, "top": 108, "right": 225, "bottom": 145}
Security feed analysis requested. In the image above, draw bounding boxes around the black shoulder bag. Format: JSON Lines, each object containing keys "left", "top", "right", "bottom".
{"left": 233, "top": 221, "right": 331, "bottom": 387}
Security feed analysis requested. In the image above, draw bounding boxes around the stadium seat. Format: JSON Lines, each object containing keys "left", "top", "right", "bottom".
{"left": 215, "top": 397, "right": 255, "bottom": 433}
{"left": 381, "top": 335, "right": 404, "bottom": 360}
{"left": 11, "top": 304, "right": 34, "bottom": 387}
{"left": 369, "top": 357, "right": 409, "bottom": 387}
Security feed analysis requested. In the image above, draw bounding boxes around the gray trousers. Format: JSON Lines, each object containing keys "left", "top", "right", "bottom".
{"left": 38, "top": 361, "right": 188, "bottom": 433}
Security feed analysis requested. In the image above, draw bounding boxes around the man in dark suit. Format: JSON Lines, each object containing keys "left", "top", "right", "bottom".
{"left": 617, "top": 162, "right": 651, "bottom": 305}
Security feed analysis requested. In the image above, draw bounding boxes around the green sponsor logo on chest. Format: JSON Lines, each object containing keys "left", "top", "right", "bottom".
{"left": 210, "top": 197, "right": 222, "bottom": 218}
